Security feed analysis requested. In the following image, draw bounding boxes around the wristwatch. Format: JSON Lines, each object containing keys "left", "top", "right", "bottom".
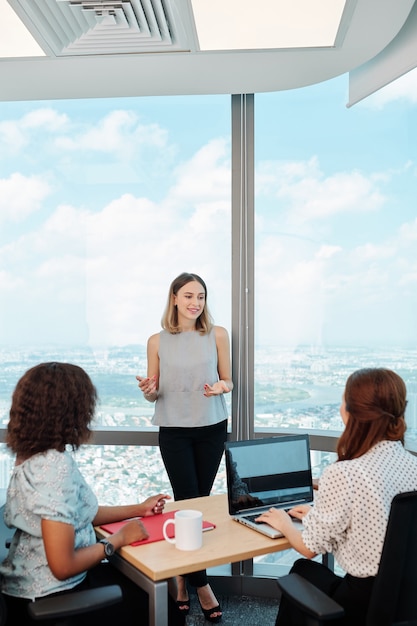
{"left": 99, "top": 539, "right": 115, "bottom": 557}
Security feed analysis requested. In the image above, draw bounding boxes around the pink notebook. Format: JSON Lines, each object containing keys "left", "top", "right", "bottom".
{"left": 100, "top": 510, "right": 215, "bottom": 546}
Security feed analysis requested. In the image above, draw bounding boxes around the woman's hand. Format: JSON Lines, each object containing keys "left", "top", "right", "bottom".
{"left": 136, "top": 374, "right": 158, "bottom": 401}
{"left": 116, "top": 518, "right": 150, "bottom": 545}
{"left": 140, "top": 494, "right": 171, "bottom": 517}
{"left": 256, "top": 507, "right": 316, "bottom": 558}
{"left": 287, "top": 504, "right": 312, "bottom": 520}
{"left": 136, "top": 374, "right": 157, "bottom": 394}
{"left": 256, "top": 507, "right": 293, "bottom": 533}
{"left": 204, "top": 380, "right": 230, "bottom": 396}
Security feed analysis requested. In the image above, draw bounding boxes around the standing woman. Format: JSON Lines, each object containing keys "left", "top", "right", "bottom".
{"left": 256, "top": 368, "right": 417, "bottom": 626}
{"left": 137, "top": 272, "right": 233, "bottom": 623}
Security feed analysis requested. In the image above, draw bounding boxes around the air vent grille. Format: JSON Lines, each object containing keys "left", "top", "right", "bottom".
{"left": 8, "top": 0, "right": 189, "bottom": 55}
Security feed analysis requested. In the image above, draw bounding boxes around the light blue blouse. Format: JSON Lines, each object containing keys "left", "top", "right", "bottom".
{"left": 0, "top": 449, "right": 98, "bottom": 600}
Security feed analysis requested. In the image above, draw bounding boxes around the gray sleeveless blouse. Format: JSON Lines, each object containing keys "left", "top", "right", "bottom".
{"left": 152, "top": 329, "right": 228, "bottom": 427}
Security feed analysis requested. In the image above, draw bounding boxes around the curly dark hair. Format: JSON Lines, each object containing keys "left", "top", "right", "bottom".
{"left": 6, "top": 362, "right": 97, "bottom": 459}
{"left": 337, "top": 367, "right": 407, "bottom": 461}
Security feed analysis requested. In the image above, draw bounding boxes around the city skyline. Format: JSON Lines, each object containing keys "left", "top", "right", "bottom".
{"left": 0, "top": 343, "right": 416, "bottom": 501}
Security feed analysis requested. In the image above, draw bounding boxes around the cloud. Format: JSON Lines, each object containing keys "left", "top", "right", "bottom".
{"left": 0, "top": 108, "right": 68, "bottom": 153}
{"left": 255, "top": 203, "right": 417, "bottom": 346}
{"left": 49, "top": 109, "right": 175, "bottom": 186}
{"left": 1, "top": 96, "right": 415, "bottom": 349}
{"left": 168, "top": 137, "right": 230, "bottom": 206}
{"left": 399, "top": 217, "right": 417, "bottom": 241}
{"left": 0, "top": 172, "right": 51, "bottom": 224}
{"left": 55, "top": 110, "right": 169, "bottom": 158}
{"left": 256, "top": 157, "right": 386, "bottom": 225}
{"left": 0, "top": 137, "right": 232, "bottom": 346}
{"left": 0, "top": 107, "right": 174, "bottom": 188}
{"left": 78, "top": 142, "right": 232, "bottom": 345}
{"left": 316, "top": 245, "right": 342, "bottom": 259}
{"left": 21, "top": 108, "right": 69, "bottom": 132}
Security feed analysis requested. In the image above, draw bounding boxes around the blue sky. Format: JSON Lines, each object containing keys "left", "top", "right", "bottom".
{"left": 0, "top": 69, "right": 416, "bottom": 349}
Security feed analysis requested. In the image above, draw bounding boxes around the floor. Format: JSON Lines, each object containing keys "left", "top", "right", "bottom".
{"left": 185, "top": 592, "right": 278, "bottom": 626}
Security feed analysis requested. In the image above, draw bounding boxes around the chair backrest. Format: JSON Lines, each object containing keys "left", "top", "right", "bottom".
{"left": 366, "top": 490, "right": 417, "bottom": 626}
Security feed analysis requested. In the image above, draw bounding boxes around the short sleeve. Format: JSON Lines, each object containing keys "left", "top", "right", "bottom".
{"left": 5, "top": 450, "right": 97, "bottom": 537}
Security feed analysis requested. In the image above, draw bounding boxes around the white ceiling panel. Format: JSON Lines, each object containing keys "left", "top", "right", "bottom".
{"left": 0, "top": 0, "right": 415, "bottom": 101}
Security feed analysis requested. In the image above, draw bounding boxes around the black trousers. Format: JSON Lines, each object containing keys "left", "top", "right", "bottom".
{"left": 3, "top": 561, "right": 185, "bottom": 626}
{"left": 275, "top": 559, "right": 375, "bottom": 626}
{"left": 159, "top": 420, "right": 227, "bottom": 589}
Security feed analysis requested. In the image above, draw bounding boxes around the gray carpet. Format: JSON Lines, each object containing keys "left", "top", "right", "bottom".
{"left": 185, "top": 594, "right": 278, "bottom": 625}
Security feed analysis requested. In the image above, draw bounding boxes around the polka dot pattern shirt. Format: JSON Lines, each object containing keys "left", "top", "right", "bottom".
{"left": 302, "top": 440, "right": 417, "bottom": 577}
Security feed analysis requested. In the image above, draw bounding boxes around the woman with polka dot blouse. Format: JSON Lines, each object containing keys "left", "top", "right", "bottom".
{"left": 257, "top": 368, "right": 417, "bottom": 626}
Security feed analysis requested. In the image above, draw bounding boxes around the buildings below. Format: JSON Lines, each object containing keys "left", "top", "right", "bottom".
{"left": 0, "top": 344, "right": 416, "bottom": 499}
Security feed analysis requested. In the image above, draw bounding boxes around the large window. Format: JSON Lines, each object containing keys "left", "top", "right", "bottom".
{"left": 1, "top": 70, "right": 417, "bottom": 507}
{"left": 0, "top": 94, "right": 231, "bottom": 499}
{"left": 254, "top": 74, "right": 417, "bottom": 448}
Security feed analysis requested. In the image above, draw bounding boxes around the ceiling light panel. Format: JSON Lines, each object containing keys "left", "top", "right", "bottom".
{"left": 7, "top": 0, "right": 190, "bottom": 55}
{"left": 191, "top": 0, "right": 347, "bottom": 51}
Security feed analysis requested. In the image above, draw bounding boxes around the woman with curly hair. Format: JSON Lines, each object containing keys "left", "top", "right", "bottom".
{"left": 0, "top": 362, "right": 183, "bottom": 626}
{"left": 257, "top": 368, "right": 417, "bottom": 626}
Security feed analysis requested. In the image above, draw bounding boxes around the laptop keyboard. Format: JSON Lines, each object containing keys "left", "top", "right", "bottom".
{"left": 244, "top": 513, "right": 263, "bottom": 523}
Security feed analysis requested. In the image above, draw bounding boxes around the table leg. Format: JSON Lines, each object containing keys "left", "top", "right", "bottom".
{"left": 149, "top": 580, "right": 169, "bottom": 626}
{"left": 109, "top": 552, "right": 169, "bottom": 626}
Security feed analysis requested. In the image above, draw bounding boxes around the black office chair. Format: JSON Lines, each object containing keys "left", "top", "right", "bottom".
{"left": 27, "top": 584, "right": 123, "bottom": 623}
{"left": 276, "top": 490, "right": 417, "bottom": 626}
{"left": 0, "top": 584, "right": 122, "bottom": 625}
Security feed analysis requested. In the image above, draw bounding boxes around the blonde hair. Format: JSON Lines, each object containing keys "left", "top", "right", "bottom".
{"left": 161, "top": 272, "right": 214, "bottom": 334}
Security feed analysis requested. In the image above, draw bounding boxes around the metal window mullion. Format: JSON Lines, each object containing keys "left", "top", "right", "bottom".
{"left": 231, "top": 94, "right": 254, "bottom": 442}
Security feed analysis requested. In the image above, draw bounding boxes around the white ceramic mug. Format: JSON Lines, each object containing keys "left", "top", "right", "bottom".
{"left": 162, "top": 509, "right": 203, "bottom": 551}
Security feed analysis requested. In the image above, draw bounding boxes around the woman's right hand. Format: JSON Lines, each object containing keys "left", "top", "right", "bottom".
{"left": 287, "top": 504, "right": 312, "bottom": 520}
{"left": 116, "top": 518, "right": 149, "bottom": 546}
{"left": 136, "top": 374, "right": 157, "bottom": 395}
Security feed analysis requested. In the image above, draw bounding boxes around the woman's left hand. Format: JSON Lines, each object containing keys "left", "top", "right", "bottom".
{"left": 141, "top": 494, "right": 171, "bottom": 516}
{"left": 256, "top": 507, "right": 292, "bottom": 533}
{"left": 204, "top": 380, "right": 230, "bottom": 396}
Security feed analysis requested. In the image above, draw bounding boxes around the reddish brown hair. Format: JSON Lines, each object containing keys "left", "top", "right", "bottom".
{"left": 337, "top": 368, "right": 407, "bottom": 461}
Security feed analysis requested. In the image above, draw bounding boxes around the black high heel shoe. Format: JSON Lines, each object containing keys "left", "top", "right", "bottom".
{"left": 175, "top": 597, "right": 190, "bottom": 616}
{"left": 198, "top": 599, "right": 222, "bottom": 623}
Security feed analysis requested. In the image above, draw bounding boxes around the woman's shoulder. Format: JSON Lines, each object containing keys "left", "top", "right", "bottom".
{"left": 213, "top": 326, "right": 230, "bottom": 347}
{"left": 36, "top": 449, "right": 75, "bottom": 472}
{"left": 148, "top": 332, "right": 161, "bottom": 347}
{"left": 22, "top": 448, "right": 69, "bottom": 466}
{"left": 13, "top": 450, "right": 75, "bottom": 489}
{"left": 319, "top": 459, "right": 351, "bottom": 485}
{"left": 213, "top": 325, "right": 229, "bottom": 339}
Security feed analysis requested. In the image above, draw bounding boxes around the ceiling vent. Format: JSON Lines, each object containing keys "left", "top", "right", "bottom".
{"left": 7, "top": 0, "right": 191, "bottom": 56}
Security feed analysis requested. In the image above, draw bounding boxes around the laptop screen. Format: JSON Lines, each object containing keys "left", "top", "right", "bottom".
{"left": 225, "top": 434, "right": 313, "bottom": 515}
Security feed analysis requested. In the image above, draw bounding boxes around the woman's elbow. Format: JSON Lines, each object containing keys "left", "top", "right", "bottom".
{"left": 298, "top": 545, "right": 317, "bottom": 559}
{"left": 50, "top": 566, "right": 73, "bottom": 581}
{"left": 47, "top": 560, "right": 76, "bottom": 581}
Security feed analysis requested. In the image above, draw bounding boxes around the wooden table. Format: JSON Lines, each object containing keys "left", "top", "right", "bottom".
{"left": 96, "top": 493, "right": 291, "bottom": 626}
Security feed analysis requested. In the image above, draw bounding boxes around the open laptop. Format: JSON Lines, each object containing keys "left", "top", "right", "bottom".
{"left": 225, "top": 434, "right": 313, "bottom": 539}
